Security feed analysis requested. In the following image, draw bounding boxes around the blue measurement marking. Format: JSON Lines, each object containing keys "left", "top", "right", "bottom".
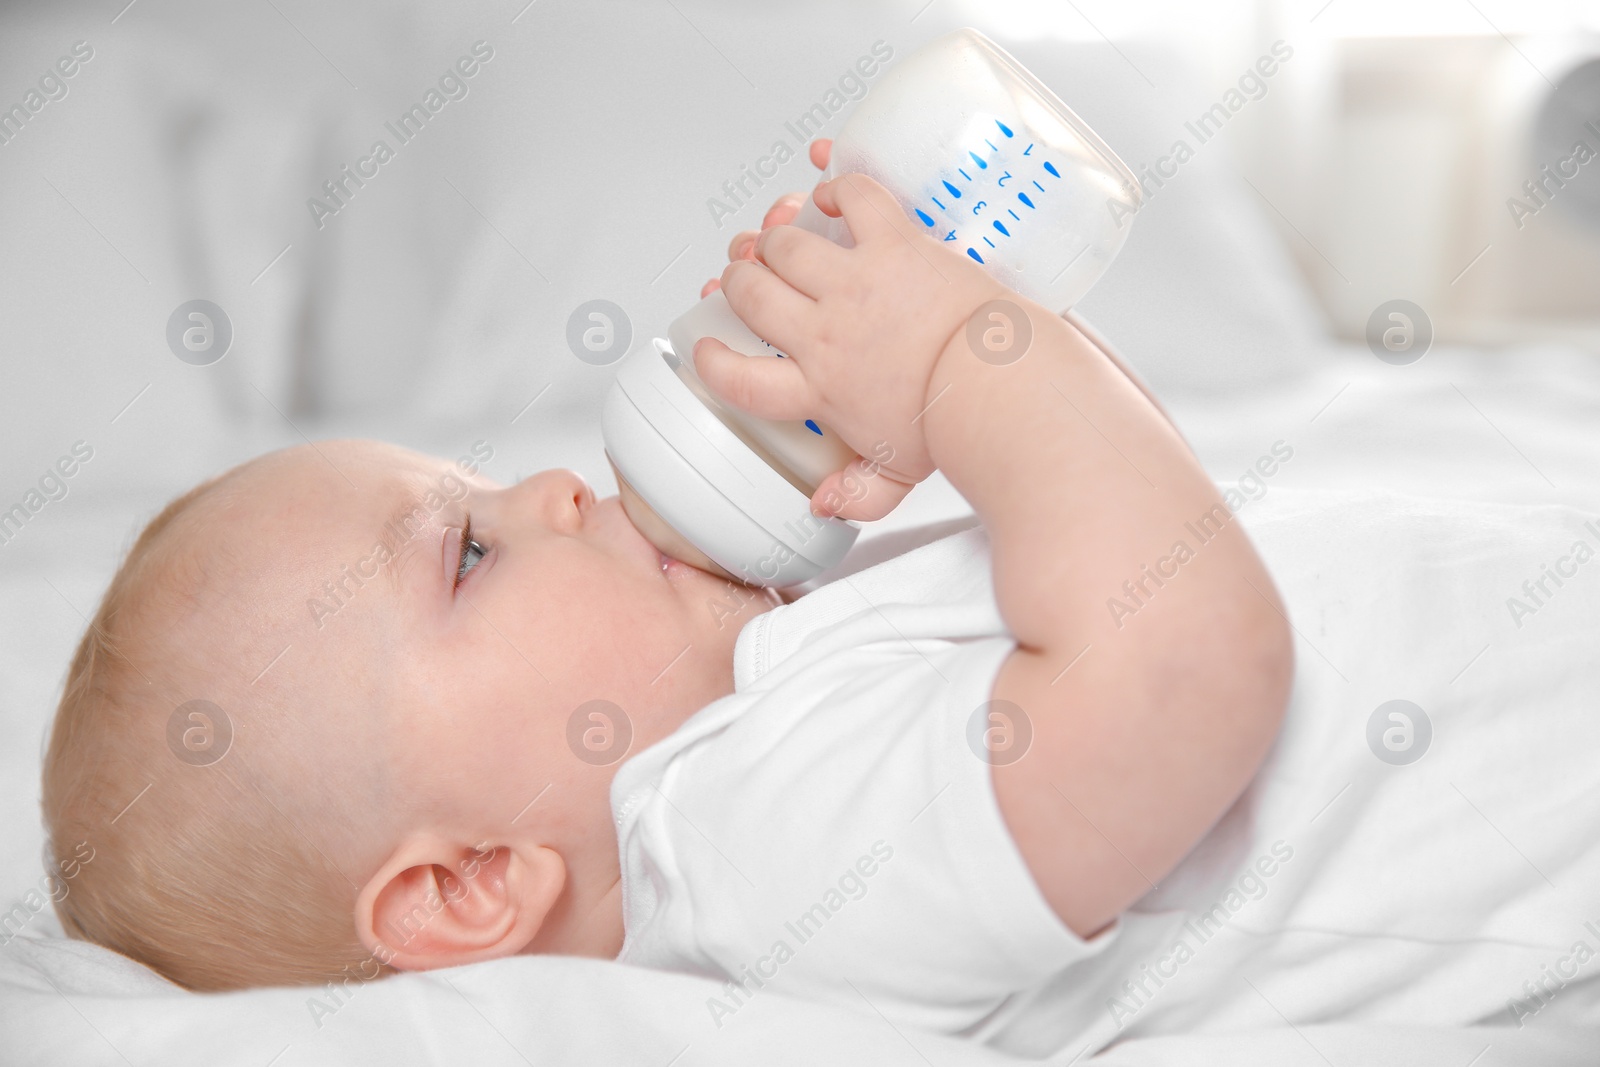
{"left": 983, "top": 236, "right": 995, "bottom": 248}
{"left": 1023, "top": 143, "right": 1034, "bottom": 155}
{"left": 1018, "top": 192, "right": 1034, "bottom": 208}
{"left": 969, "top": 151, "right": 987, "bottom": 169}
{"left": 1043, "top": 161, "right": 1060, "bottom": 178}
{"left": 967, "top": 247, "right": 984, "bottom": 263}
{"left": 958, "top": 168, "right": 971, "bottom": 181}
{"left": 932, "top": 196, "right": 946, "bottom": 210}
{"left": 996, "top": 120, "right": 1013, "bottom": 137}
{"left": 1007, "top": 209, "right": 1019, "bottom": 220}
{"left": 804, "top": 419, "right": 822, "bottom": 436}
{"left": 1033, "top": 180, "right": 1044, "bottom": 191}
{"left": 985, "top": 139, "right": 998, "bottom": 151}
{"left": 942, "top": 180, "right": 962, "bottom": 199}
{"left": 915, "top": 208, "right": 934, "bottom": 227}
{"left": 993, "top": 220, "right": 1009, "bottom": 236}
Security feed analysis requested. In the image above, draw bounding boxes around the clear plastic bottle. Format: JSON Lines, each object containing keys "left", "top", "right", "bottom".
{"left": 605, "top": 27, "right": 1142, "bottom": 586}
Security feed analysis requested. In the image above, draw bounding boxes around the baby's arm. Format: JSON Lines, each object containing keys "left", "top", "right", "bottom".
{"left": 695, "top": 174, "right": 1294, "bottom": 940}
{"left": 920, "top": 282, "right": 1293, "bottom": 939}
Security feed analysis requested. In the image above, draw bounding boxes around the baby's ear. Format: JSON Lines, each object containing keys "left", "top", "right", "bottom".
{"left": 354, "top": 836, "right": 564, "bottom": 971}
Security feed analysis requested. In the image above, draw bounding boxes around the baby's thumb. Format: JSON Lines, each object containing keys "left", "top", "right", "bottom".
{"left": 810, "top": 458, "right": 917, "bottom": 522}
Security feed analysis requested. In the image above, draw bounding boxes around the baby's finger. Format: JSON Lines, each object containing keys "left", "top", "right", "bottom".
{"left": 717, "top": 258, "right": 814, "bottom": 357}
{"left": 707, "top": 230, "right": 758, "bottom": 296}
{"left": 692, "top": 336, "right": 816, "bottom": 422}
{"left": 810, "top": 458, "right": 918, "bottom": 522}
{"left": 808, "top": 138, "right": 831, "bottom": 171}
{"left": 752, "top": 224, "right": 851, "bottom": 301}
{"left": 812, "top": 173, "right": 915, "bottom": 244}
{"left": 727, "top": 230, "right": 758, "bottom": 262}
{"left": 761, "top": 194, "right": 805, "bottom": 231}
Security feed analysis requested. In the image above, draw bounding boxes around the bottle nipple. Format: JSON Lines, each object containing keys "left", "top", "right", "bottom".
{"left": 608, "top": 456, "right": 742, "bottom": 583}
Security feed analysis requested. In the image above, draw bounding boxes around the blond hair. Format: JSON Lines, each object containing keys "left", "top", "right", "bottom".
{"left": 40, "top": 474, "right": 382, "bottom": 991}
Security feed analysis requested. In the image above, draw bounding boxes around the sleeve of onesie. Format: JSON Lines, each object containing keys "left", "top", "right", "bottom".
{"left": 830, "top": 634, "right": 1121, "bottom": 1035}
{"left": 616, "top": 603, "right": 1120, "bottom": 1037}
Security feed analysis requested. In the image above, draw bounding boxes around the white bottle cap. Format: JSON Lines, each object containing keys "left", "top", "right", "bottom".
{"left": 602, "top": 339, "right": 859, "bottom": 587}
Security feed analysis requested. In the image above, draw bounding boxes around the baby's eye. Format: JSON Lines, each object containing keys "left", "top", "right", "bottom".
{"left": 455, "top": 517, "right": 487, "bottom": 588}
{"left": 457, "top": 538, "right": 486, "bottom": 585}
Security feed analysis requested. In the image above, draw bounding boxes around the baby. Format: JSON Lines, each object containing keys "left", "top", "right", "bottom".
{"left": 40, "top": 168, "right": 1293, "bottom": 1036}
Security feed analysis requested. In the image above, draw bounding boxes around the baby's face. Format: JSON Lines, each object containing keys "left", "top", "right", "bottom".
{"left": 216, "top": 440, "right": 775, "bottom": 901}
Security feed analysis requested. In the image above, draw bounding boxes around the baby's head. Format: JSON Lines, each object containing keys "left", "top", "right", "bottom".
{"left": 41, "top": 440, "right": 774, "bottom": 990}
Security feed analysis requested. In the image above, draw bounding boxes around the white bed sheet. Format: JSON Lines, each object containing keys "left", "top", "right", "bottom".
{"left": 2, "top": 930, "right": 1592, "bottom": 1066}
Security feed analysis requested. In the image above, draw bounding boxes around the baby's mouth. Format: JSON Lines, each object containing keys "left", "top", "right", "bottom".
{"left": 607, "top": 457, "right": 739, "bottom": 582}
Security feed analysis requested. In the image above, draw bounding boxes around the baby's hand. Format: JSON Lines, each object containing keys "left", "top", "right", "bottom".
{"left": 694, "top": 173, "right": 1003, "bottom": 520}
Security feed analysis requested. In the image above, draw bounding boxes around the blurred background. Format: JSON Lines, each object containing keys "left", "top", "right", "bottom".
{"left": 3, "top": 0, "right": 1600, "bottom": 908}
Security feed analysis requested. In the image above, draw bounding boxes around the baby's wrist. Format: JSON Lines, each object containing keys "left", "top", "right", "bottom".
{"left": 924, "top": 281, "right": 1022, "bottom": 410}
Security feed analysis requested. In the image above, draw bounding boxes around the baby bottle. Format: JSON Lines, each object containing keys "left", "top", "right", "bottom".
{"left": 602, "top": 27, "right": 1142, "bottom": 587}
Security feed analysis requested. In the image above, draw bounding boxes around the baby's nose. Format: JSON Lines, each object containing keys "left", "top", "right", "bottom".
{"left": 525, "top": 469, "right": 593, "bottom": 530}
{"left": 557, "top": 470, "right": 595, "bottom": 511}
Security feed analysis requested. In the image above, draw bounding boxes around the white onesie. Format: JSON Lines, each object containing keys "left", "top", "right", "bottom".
{"left": 610, "top": 524, "right": 1119, "bottom": 1037}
